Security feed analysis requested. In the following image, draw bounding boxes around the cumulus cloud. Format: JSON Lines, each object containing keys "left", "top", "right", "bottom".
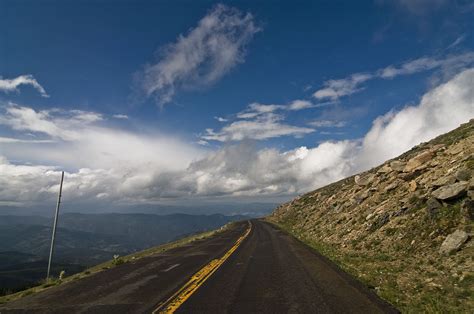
{"left": 357, "top": 67, "right": 474, "bottom": 168}
{"left": 203, "top": 112, "right": 314, "bottom": 141}
{"left": 0, "top": 75, "right": 49, "bottom": 97}
{"left": 206, "top": 98, "right": 332, "bottom": 141}
{"left": 0, "top": 105, "right": 103, "bottom": 141}
{"left": 0, "top": 104, "right": 203, "bottom": 205}
{"left": 138, "top": 4, "right": 260, "bottom": 105}
{"left": 313, "top": 52, "right": 474, "bottom": 100}
{"left": 193, "top": 68, "right": 474, "bottom": 196}
{"left": 204, "top": 100, "right": 324, "bottom": 142}
{"left": 1, "top": 68, "right": 473, "bottom": 206}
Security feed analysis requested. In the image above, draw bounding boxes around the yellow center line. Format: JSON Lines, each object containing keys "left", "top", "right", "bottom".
{"left": 152, "top": 221, "right": 252, "bottom": 314}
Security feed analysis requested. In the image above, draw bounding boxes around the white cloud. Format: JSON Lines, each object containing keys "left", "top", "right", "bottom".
{"left": 139, "top": 4, "right": 260, "bottom": 105}
{"left": 113, "top": 114, "right": 129, "bottom": 119}
{"left": 308, "top": 120, "right": 346, "bottom": 128}
{"left": 357, "top": 67, "right": 474, "bottom": 168}
{"left": 446, "top": 35, "right": 466, "bottom": 50}
{"left": 1, "top": 68, "right": 473, "bottom": 206}
{"left": 0, "top": 104, "right": 203, "bottom": 205}
{"left": 0, "top": 105, "right": 102, "bottom": 141}
{"left": 215, "top": 116, "right": 228, "bottom": 122}
{"left": 0, "top": 137, "right": 54, "bottom": 144}
{"left": 313, "top": 73, "right": 372, "bottom": 100}
{"left": 203, "top": 112, "right": 314, "bottom": 142}
{"left": 379, "top": 57, "right": 441, "bottom": 78}
{"left": 236, "top": 102, "right": 284, "bottom": 119}
{"left": 313, "top": 52, "right": 474, "bottom": 100}
{"left": 287, "top": 100, "right": 315, "bottom": 110}
{"left": 205, "top": 100, "right": 323, "bottom": 142}
{"left": 0, "top": 75, "right": 49, "bottom": 98}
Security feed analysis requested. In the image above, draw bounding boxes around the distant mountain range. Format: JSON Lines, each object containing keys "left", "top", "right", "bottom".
{"left": 0, "top": 202, "right": 277, "bottom": 217}
{"left": 0, "top": 213, "right": 246, "bottom": 294}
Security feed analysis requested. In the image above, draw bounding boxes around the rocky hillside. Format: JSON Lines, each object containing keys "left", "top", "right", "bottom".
{"left": 269, "top": 120, "right": 474, "bottom": 312}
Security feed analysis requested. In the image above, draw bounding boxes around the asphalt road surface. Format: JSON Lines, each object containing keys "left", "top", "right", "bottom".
{"left": 0, "top": 220, "right": 397, "bottom": 313}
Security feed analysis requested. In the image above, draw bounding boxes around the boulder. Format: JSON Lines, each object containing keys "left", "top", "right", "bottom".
{"left": 448, "top": 145, "right": 464, "bottom": 155}
{"left": 355, "top": 190, "right": 369, "bottom": 204}
{"left": 432, "top": 182, "right": 468, "bottom": 201}
{"left": 409, "top": 180, "right": 417, "bottom": 192}
{"left": 404, "top": 151, "right": 434, "bottom": 172}
{"left": 430, "top": 175, "right": 456, "bottom": 188}
{"left": 455, "top": 167, "right": 471, "bottom": 182}
{"left": 390, "top": 160, "right": 406, "bottom": 172}
{"left": 425, "top": 198, "right": 442, "bottom": 218}
{"left": 384, "top": 182, "right": 398, "bottom": 192}
{"left": 354, "top": 174, "right": 375, "bottom": 186}
{"left": 439, "top": 230, "right": 469, "bottom": 255}
{"left": 377, "top": 164, "right": 392, "bottom": 174}
{"left": 429, "top": 144, "right": 445, "bottom": 152}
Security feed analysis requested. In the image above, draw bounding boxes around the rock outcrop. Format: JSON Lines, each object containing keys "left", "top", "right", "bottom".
{"left": 439, "top": 230, "right": 469, "bottom": 255}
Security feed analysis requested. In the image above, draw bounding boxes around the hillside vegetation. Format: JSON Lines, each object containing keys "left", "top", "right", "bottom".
{"left": 269, "top": 120, "right": 474, "bottom": 312}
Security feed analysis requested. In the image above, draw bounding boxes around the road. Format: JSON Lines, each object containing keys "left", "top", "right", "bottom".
{"left": 0, "top": 220, "right": 397, "bottom": 313}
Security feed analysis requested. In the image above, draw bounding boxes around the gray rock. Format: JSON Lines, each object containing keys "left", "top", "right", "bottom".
{"left": 399, "top": 169, "right": 424, "bottom": 181}
{"left": 404, "top": 151, "right": 433, "bottom": 172}
{"left": 439, "top": 230, "right": 469, "bottom": 255}
{"left": 354, "top": 174, "right": 375, "bottom": 186}
{"left": 432, "top": 182, "right": 468, "bottom": 201}
{"left": 390, "top": 160, "right": 406, "bottom": 172}
{"left": 426, "top": 197, "right": 442, "bottom": 210}
{"left": 425, "top": 198, "right": 442, "bottom": 218}
{"left": 455, "top": 168, "right": 472, "bottom": 182}
{"left": 384, "top": 182, "right": 398, "bottom": 192}
{"left": 355, "top": 190, "right": 369, "bottom": 204}
{"left": 377, "top": 164, "right": 392, "bottom": 174}
{"left": 431, "top": 175, "right": 456, "bottom": 188}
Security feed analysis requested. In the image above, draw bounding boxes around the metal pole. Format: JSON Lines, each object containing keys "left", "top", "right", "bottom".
{"left": 47, "top": 171, "right": 64, "bottom": 280}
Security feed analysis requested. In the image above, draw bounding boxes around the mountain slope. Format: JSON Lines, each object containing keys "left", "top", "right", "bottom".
{"left": 269, "top": 119, "right": 474, "bottom": 312}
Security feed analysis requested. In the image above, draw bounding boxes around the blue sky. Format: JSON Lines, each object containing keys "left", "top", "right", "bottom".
{"left": 1, "top": 0, "right": 473, "bottom": 213}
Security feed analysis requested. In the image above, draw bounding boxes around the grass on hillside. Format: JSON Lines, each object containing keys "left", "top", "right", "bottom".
{"left": 0, "top": 222, "right": 237, "bottom": 305}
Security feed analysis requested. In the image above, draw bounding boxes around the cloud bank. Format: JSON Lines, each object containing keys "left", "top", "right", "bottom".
{"left": 2, "top": 68, "right": 473, "bottom": 206}
{"left": 139, "top": 4, "right": 260, "bottom": 105}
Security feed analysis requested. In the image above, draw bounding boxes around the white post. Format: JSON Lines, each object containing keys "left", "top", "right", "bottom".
{"left": 47, "top": 171, "right": 64, "bottom": 280}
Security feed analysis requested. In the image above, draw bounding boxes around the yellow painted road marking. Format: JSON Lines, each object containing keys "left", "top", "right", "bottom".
{"left": 152, "top": 221, "right": 252, "bottom": 314}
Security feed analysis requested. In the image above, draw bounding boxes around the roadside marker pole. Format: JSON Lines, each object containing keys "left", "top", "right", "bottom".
{"left": 47, "top": 171, "right": 64, "bottom": 280}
